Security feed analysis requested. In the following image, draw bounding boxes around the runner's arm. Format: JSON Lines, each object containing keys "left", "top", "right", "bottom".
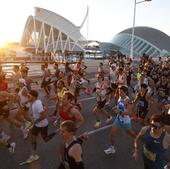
{"left": 120, "top": 100, "right": 132, "bottom": 116}
{"left": 146, "top": 93, "right": 154, "bottom": 103}
{"left": 134, "top": 126, "right": 149, "bottom": 151}
{"left": 132, "top": 93, "right": 139, "bottom": 104}
{"left": 71, "top": 108, "right": 84, "bottom": 129}
{"left": 34, "top": 111, "right": 47, "bottom": 124}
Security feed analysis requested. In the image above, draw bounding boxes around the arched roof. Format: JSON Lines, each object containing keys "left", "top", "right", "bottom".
{"left": 20, "top": 7, "right": 86, "bottom": 52}
{"left": 34, "top": 7, "right": 85, "bottom": 42}
{"left": 119, "top": 26, "right": 170, "bottom": 51}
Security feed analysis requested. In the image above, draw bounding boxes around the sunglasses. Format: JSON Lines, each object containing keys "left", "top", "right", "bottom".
{"left": 151, "top": 124, "right": 161, "bottom": 130}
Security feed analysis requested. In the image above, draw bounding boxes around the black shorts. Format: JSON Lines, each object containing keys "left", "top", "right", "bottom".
{"left": 32, "top": 125, "right": 48, "bottom": 138}
{"left": 97, "top": 100, "right": 106, "bottom": 109}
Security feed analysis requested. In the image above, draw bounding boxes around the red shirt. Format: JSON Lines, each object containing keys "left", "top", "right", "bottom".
{"left": 0, "top": 80, "right": 8, "bottom": 91}
{"left": 59, "top": 104, "right": 76, "bottom": 121}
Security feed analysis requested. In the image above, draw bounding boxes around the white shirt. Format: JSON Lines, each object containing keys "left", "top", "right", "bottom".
{"left": 110, "top": 68, "right": 117, "bottom": 83}
{"left": 95, "top": 82, "right": 107, "bottom": 102}
{"left": 117, "top": 96, "right": 131, "bottom": 124}
{"left": 18, "top": 86, "right": 29, "bottom": 107}
{"left": 32, "top": 99, "right": 48, "bottom": 127}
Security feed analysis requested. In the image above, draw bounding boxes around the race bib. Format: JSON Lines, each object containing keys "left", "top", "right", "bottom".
{"left": 143, "top": 146, "right": 156, "bottom": 161}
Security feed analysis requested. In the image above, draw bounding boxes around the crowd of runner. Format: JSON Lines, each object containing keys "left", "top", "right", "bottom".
{"left": 0, "top": 54, "right": 170, "bottom": 169}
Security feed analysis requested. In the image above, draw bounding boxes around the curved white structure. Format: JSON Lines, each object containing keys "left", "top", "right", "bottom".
{"left": 111, "top": 26, "right": 170, "bottom": 57}
{"left": 20, "top": 7, "right": 87, "bottom": 54}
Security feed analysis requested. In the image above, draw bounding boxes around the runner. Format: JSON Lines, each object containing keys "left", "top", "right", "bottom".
{"left": 41, "top": 64, "right": 51, "bottom": 96}
{"left": 0, "top": 130, "right": 16, "bottom": 153}
{"left": 0, "top": 74, "right": 8, "bottom": 92}
{"left": 116, "top": 67, "right": 127, "bottom": 87}
{"left": 51, "top": 62, "right": 61, "bottom": 87}
{"left": 58, "top": 120, "right": 85, "bottom": 169}
{"left": 132, "top": 83, "right": 152, "bottom": 125}
{"left": 26, "top": 90, "right": 56, "bottom": 162}
{"left": 16, "top": 78, "right": 34, "bottom": 138}
{"left": 11, "top": 65, "right": 21, "bottom": 93}
{"left": 109, "top": 63, "right": 117, "bottom": 85}
{"left": 50, "top": 80, "right": 68, "bottom": 117}
{"left": 156, "top": 75, "right": 169, "bottom": 111}
{"left": 0, "top": 65, "right": 6, "bottom": 80}
{"left": 21, "top": 68, "right": 38, "bottom": 91}
{"left": 124, "top": 62, "right": 133, "bottom": 87}
{"left": 65, "top": 62, "right": 73, "bottom": 87}
{"left": 104, "top": 85, "right": 136, "bottom": 154}
{"left": 97, "top": 62, "right": 106, "bottom": 78}
{"left": 72, "top": 67, "right": 90, "bottom": 103}
{"left": 58, "top": 92, "right": 84, "bottom": 129}
{"left": 93, "top": 75, "right": 112, "bottom": 128}
{"left": 132, "top": 114, "right": 170, "bottom": 169}
{"left": 0, "top": 90, "right": 29, "bottom": 138}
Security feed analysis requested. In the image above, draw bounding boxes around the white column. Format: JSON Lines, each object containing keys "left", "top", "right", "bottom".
{"left": 130, "top": 0, "right": 137, "bottom": 59}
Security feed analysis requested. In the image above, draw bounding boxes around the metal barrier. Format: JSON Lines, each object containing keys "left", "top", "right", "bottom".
{"left": 0, "top": 60, "right": 101, "bottom": 79}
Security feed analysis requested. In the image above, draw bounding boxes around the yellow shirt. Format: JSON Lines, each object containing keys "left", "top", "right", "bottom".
{"left": 57, "top": 87, "right": 67, "bottom": 103}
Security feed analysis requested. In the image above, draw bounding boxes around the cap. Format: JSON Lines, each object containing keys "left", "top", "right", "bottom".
{"left": 18, "top": 78, "right": 26, "bottom": 85}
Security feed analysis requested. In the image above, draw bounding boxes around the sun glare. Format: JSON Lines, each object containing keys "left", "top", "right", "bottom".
{"left": 0, "top": 39, "right": 8, "bottom": 48}
{"left": 0, "top": 39, "right": 7, "bottom": 47}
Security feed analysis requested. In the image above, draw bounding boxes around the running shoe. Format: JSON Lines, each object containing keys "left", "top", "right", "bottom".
{"left": 105, "top": 116, "right": 113, "bottom": 124}
{"left": 8, "top": 142, "right": 16, "bottom": 153}
{"left": 27, "top": 154, "right": 40, "bottom": 162}
{"left": 94, "top": 121, "right": 101, "bottom": 128}
{"left": 104, "top": 145, "right": 116, "bottom": 155}
{"left": 1, "top": 132, "right": 10, "bottom": 143}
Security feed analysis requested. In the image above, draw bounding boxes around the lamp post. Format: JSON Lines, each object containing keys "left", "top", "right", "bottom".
{"left": 130, "top": 0, "right": 151, "bottom": 59}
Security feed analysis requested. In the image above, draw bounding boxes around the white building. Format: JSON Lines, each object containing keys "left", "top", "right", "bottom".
{"left": 20, "top": 7, "right": 87, "bottom": 57}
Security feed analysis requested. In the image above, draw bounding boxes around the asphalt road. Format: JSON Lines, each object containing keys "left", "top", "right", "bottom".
{"left": 0, "top": 75, "right": 170, "bottom": 169}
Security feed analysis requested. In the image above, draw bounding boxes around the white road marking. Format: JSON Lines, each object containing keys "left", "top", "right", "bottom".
{"left": 87, "top": 124, "right": 112, "bottom": 135}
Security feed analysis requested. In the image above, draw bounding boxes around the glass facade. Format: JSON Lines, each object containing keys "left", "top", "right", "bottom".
{"left": 111, "top": 33, "right": 161, "bottom": 57}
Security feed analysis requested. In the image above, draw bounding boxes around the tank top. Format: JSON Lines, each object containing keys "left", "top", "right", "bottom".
{"left": 138, "top": 91, "right": 148, "bottom": 111}
{"left": 95, "top": 82, "right": 106, "bottom": 102}
{"left": 63, "top": 139, "right": 83, "bottom": 169}
{"left": 18, "top": 86, "right": 29, "bottom": 107}
{"left": 116, "top": 96, "right": 131, "bottom": 124}
{"left": 143, "top": 128, "right": 167, "bottom": 169}
{"left": 59, "top": 104, "right": 76, "bottom": 121}
{"left": 57, "top": 87, "right": 67, "bottom": 102}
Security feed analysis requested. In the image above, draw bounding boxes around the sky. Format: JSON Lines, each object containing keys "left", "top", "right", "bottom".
{"left": 0, "top": 0, "right": 169, "bottom": 45}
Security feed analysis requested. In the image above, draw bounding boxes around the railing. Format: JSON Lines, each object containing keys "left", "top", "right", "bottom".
{"left": 0, "top": 59, "right": 102, "bottom": 79}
